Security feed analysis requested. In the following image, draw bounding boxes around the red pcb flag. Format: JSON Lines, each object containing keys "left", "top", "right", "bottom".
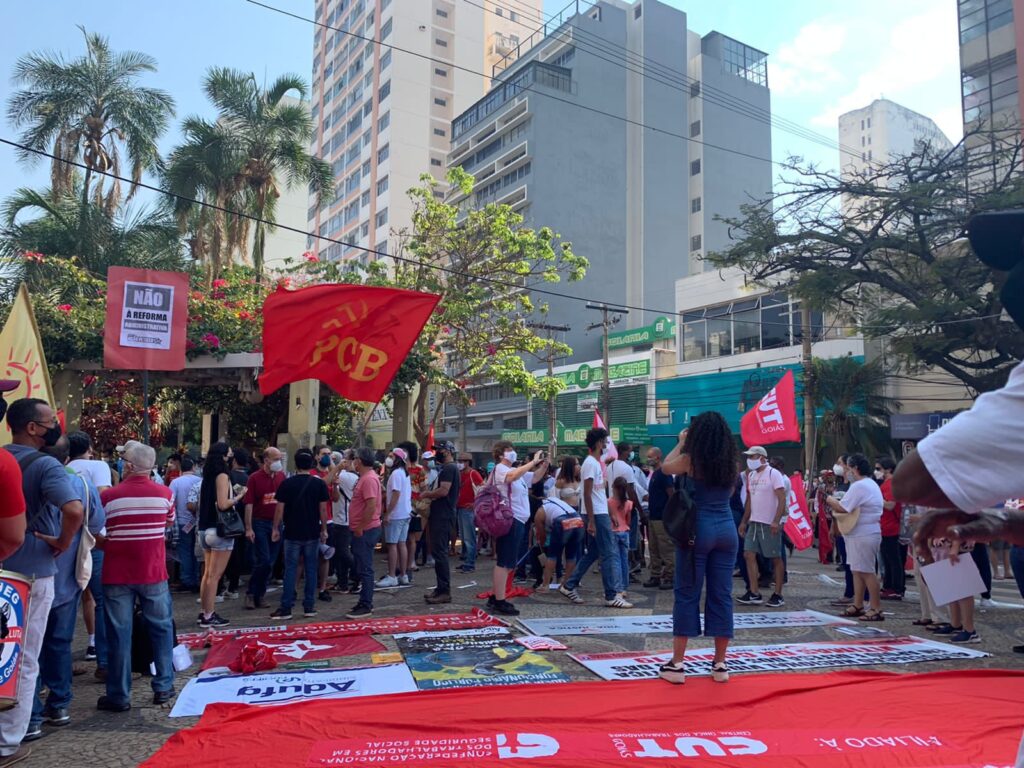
{"left": 740, "top": 370, "right": 800, "bottom": 447}
{"left": 784, "top": 472, "right": 814, "bottom": 550}
{"left": 258, "top": 284, "right": 440, "bottom": 403}
{"left": 104, "top": 267, "right": 190, "bottom": 371}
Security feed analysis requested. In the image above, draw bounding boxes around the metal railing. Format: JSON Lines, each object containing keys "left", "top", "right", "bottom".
{"left": 490, "top": 0, "right": 596, "bottom": 79}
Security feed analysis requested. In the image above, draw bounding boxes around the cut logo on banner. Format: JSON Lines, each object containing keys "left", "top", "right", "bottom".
{"left": 395, "top": 627, "right": 569, "bottom": 690}
{"left": 520, "top": 609, "right": 851, "bottom": 637}
{"left": 169, "top": 664, "right": 417, "bottom": 718}
{"left": 201, "top": 633, "right": 384, "bottom": 672}
{"left": 144, "top": 670, "right": 1024, "bottom": 767}
{"left": 570, "top": 636, "right": 989, "bottom": 680}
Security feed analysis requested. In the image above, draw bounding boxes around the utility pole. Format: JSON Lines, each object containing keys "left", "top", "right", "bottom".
{"left": 586, "top": 304, "right": 628, "bottom": 428}
{"left": 528, "top": 322, "right": 570, "bottom": 458}
{"left": 801, "top": 305, "right": 815, "bottom": 477}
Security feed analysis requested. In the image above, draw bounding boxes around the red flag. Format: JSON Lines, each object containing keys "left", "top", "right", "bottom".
{"left": 592, "top": 409, "right": 618, "bottom": 461}
{"left": 784, "top": 472, "right": 814, "bottom": 551}
{"left": 424, "top": 423, "right": 435, "bottom": 453}
{"left": 258, "top": 284, "right": 440, "bottom": 403}
{"left": 104, "top": 267, "right": 190, "bottom": 371}
{"left": 740, "top": 370, "right": 800, "bottom": 447}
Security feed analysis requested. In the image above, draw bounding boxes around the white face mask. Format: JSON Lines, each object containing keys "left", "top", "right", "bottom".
{"left": 385, "top": 457, "right": 394, "bottom": 468}
{"left": 873, "top": 469, "right": 884, "bottom": 481}
{"left": 746, "top": 458, "right": 763, "bottom": 471}
{"left": 457, "top": 462, "right": 465, "bottom": 471}
{"left": 504, "top": 450, "right": 517, "bottom": 464}
{"left": 832, "top": 463, "right": 845, "bottom": 477}
{"left": 269, "top": 460, "right": 283, "bottom": 473}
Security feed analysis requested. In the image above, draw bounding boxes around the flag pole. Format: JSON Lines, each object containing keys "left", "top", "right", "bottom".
{"left": 142, "top": 369, "right": 150, "bottom": 445}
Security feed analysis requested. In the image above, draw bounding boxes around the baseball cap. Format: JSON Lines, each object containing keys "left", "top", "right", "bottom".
{"left": 421, "top": 450, "right": 435, "bottom": 460}
{"left": 392, "top": 447, "right": 408, "bottom": 462}
{"left": 0, "top": 380, "right": 18, "bottom": 393}
{"left": 743, "top": 446, "right": 768, "bottom": 458}
{"left": 432, "top": 440, "right": 457, "bottom": 454}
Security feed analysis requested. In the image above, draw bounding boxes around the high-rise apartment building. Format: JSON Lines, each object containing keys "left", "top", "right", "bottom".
{"left": 306, "top": 0, "right": 541, "bottom": 263}
{"left": 447, "top": 0, "right": 772, "bottom": 363}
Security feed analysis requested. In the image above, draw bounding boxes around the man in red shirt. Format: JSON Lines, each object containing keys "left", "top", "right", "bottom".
{"left": 0, "top": 380, "right": 26, "bottom": 560}
{"left": 456, "top": 453, "right": 483, "bottom": 573}
{"left": 875, "top": 456, "right": 905, "bottom": 600}
{"left": 98, "top": 440, "right": 175, "bottom": 712}
{"left": 243, "top": 447, "right": 285, "bottom": 610}
{"left": 346, "top": 448, "right": 382, "bottom": 619}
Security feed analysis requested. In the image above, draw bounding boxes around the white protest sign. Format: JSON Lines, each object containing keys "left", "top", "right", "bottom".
{"left": 520, "top": 610, "right": 852, "bottom": 636}
{"left": 920, "top": 556, "right": 987, "bottom": 607}
{"left": 570, "top": 636, "right": 988, "bottom": 681}
{"left": 120, "top": 279, "right": 176, "bottom": 350}
{"left": 169, "top": 664, "right": 417, "bottom": 718}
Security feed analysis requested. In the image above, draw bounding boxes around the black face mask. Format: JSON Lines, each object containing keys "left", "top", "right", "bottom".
{"left": 42, "top": 423, "right": 62, "bottom": 447}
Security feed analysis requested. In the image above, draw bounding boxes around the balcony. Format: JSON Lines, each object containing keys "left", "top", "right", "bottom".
{"left": 489, "top": 32, "right": 520, "bottom": 56}
{"left": 453, "top": 61, "right": 573, "bottom": 140}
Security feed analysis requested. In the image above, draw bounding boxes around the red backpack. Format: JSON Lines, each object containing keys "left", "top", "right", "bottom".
{"left": 473, "top": 472, "right": 515, "bottom": 537}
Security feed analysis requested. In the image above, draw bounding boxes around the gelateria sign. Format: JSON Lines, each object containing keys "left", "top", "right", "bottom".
{"left": 607, "top": 317, "right": 676, "bottom": 350}
{"left": 550, "top": 359, "right": 651, "bottom": 392}
{"left": 500, "top": 425, "right": 649, "bottom": 446}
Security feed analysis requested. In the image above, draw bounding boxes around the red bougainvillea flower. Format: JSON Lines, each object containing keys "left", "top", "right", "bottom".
{"left": 487, "top": 344, "right": 497, "bottom": 356}
{"left": 211, "top": 290, "right": 225, "bottom": 300}
{"left": 82, "top": 374, "right": 97, "bottom": 387}
{"left": 185, "top": 339, "right": 197, "bottom": 351}
{"left": 302, "top": 251, "right": 319, "bottom": 263}
{"left": 237, "top": 310, "right": 253, "bottom": 321}
{"left": 212, "top": 278, "right": 229, "bottom": 289}
{"left": 22, "top": 251, "right": 44, "bottom": 262}
{"left": 201, "top": 333, "right": 221, "bottom": 348}
{"left": 277, "top": 277, "right": 293, "bottom": 289}
{"left": 57, "top": 304, "right": 73, "bottom": 314}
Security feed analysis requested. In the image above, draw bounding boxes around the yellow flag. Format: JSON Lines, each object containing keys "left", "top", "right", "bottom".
{"left": 0, "top": 284, "right": 55, "bottom": 444}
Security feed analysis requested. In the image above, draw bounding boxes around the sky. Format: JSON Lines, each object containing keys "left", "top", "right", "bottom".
{"left": 0, "top": 0, "right": 963, "bottom": 208}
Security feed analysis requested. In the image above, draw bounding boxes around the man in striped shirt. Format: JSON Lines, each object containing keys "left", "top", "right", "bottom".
{"left": 98, "top": 440, "right": 176, "bottom": 712}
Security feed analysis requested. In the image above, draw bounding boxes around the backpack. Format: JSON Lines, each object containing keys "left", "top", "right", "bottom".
{"left": 473, "top": 472, "right": 515, "bottom": 538}
{"left": 663, "top": 474, "right": 698, "bottom": 550}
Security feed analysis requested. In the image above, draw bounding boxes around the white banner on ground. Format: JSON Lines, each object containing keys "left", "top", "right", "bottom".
{"left": 520, "top": 610, "right": 852, "bottom": 636}
{"left": 570, "top": 636, "right": 989, "bottom": 680}
{"left": 169, "top": 664, "right": 417, "bottom": 718}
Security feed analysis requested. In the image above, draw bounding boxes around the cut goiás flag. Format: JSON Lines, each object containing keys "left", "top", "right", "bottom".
{"left": 740, "top": 369, "right": 800, "bottom": 447}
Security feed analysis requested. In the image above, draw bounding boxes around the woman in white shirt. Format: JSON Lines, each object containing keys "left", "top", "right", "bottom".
{"left": 825, "top": 453, "right": 885, "bottom": 621}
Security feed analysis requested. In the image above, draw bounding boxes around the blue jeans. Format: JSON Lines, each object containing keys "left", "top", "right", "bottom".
{"left": 248, "top": 518, "right": 282, "bottom": 602}
{"left": 104, "top": 582, "right": 175, "bottom": 705}
{"left": 30, "top": 593, "right": 82, "bottom": 724}
{"left": 614, "top": 531, "right": 631, "bottom": 591}
{"left": 458, "top": 508, "right": 477, "bottom": 568}
{"left": 565, "top": 514, "right": 620, "bottom": 599}
{"left": 352, "top": 526, "right": 381, "bottom": 607}
{"left": 87, "top": 548, "right": 108, "bottom": 670}
{"left": 176, "top": 524, "right": 198, "bottom": 588}
{"left": 281, "top": 539, "right": 319, "bottom": 612}
{"left": 1010, "top": 545, "right": 1024, "bottom": 599}
{"left": 673, "top": 511, "right": 739, "bottom": 638}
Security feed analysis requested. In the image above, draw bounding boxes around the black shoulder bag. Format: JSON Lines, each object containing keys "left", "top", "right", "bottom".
{"left": 216, "top": 474, "right": 246, "bottom": 539}
{"left": 663, "top": 474, "right": 699, "bottom": 580}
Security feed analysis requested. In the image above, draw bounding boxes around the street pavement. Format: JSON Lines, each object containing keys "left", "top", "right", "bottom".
{"left": 21, "top": 547, "right": 1024, "bottom": 767}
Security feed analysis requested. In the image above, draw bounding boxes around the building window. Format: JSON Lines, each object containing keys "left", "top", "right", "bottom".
{"left": 380, "top": 18, "right": 392, "bottom": 39}
{"left": 361, "top": 190, "right": 370, "bottom": 207}
{"left": 435, "top": 37, "right": 448, "bottom": 47}
{"left": 361, "top": 221, "right": 370, "bottom": 238}
{"left": 690, "top": 81, "right": 700, "bottom": 97}
{"left": 861, "top": 136, "right": 865, "bottom": 147}
{"left": 690, "top": 234, "right": 702, "bottom": 251}
{"left": 436, "top": 8, "right": 448, "bottom": 17}
{"left": 378, "top": 80, "right": 391, "bottom": 102}
{"left": 634, "top": 4, "right": 642, "bottom": 18}
{"left": 362, "top": 160, "right": 372, "bottom": 177}
{"left": 721, "top": 36, "right": 769, "bottom": 87}
{"left": 381, "top": 49, "right": 392, "bottom": 69}
{"left": 433, "top": 127, "right": 446, "bottom": 137}
{"left": 430, "top": 157, "right": 443, "bottom": 167}
{"left": 510, "top": 10, "right": 518, "bottom": 21}
{"left": 434, "top": 67, "right": 448, "bottom": 77}
{"left": 861, "top": 119, "right": 865, "bottom": 130}
{"left": 377, "top": 175, "right": 389, "bottom": 195}
{"left": 690, "top": 159, "right": 701, "bottom": 176}
{"left": 378, "top": 111, "right": 390, "bottom": 131}
{"left": 690, "top": 120, "right": 701, "bottom": 137}
{"left": 867, "top": 117, "right": 871, "bottom": 128}
{"left": 867, "top": 135, "right": 871, "bottom": 145}
{"left": 691, "top": 197, "right": 701, "bottom": 213}
{"left": 868, "top": 150, "right": 872, "bottom": 161}
{"left": 434, "top": 97, "right": 447, "bottom": 106}
{"left": 377, "top": 144, "right": 389, "bottom": 163}
{"left": 495, "top": 7, "right": 503, "bottom": 16}
{"left": 376, "top": 208, "right": 389, "bottom": 228}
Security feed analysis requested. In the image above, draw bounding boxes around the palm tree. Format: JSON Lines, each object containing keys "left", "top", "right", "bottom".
{"left": 6, "top": 27, "right": 175, "bottom": 221}
{"left": 809, "top": 356, "right": 901, "bottom": 458}
{"left": 201, "top": 67, "right": 334, "bottom": 277}
{"left": 0, "top": 184, "right": 184, "bottom": 302}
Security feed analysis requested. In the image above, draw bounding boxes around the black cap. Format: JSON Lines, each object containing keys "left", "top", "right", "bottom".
{"left": 433, "top": 440, "right": 457, "bottom": 455}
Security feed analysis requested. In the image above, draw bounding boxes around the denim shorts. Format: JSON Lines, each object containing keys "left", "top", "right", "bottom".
{"left": 495, "top": 519, "right": 526, "bottom": 569}
{"left": 384, "top": 517, "right": 411, "bottom": 544}
{"left": 201, "top": 527, "right": 235, "bottom": 552}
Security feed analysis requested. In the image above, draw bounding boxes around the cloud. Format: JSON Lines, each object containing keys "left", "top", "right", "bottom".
{"left": 771, "top": 21, "right": 847, "bottom": 97}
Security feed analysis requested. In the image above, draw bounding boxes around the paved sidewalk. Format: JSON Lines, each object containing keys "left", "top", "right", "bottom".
{"left": 20, "top": 548, "right": 1024, "bottom": 767}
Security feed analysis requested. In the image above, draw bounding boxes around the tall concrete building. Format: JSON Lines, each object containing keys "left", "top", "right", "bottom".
{"left": 306, "top": 0, "right": 541, "bottom": 263}
{"left": 958, "top": 0, "right": 1022, "bottom": 183}
{"left": 447, "top": 0, "right": 772, "bottom": 364}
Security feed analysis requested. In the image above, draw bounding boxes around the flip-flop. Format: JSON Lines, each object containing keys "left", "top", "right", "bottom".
{"left": 859, "top": 610, "right": 885, "bottom": 622}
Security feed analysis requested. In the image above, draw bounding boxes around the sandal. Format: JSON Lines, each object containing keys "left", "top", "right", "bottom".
{"left": 830, "top": 597, "right": 854, "bottom": 606}
{"left": 839, "top": 605, "right": 865, "bottom": 617}
{"left": 859, "top": 610, "right": 885, "bottom": 622}
{"left": 912, "top": 618, "right": 933, "bottom": 626}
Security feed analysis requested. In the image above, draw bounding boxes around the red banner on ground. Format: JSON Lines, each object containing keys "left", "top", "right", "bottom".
{"left": 104, "top": 266, "right": 189, "bottom": 371}
{"left": 785, "top": 472, "right": 814, "bottom": 550}
{"left": 740, "top": 370, "right": 800, "bottom": 447}
{"left": 144, "top": 669, "right": 1023, "bottom": 767}
{"left": 258, "top": 284, "right": 440, "bottom": 402}
{"left": 202, "top": 633, "right": 384, "bottom": 671}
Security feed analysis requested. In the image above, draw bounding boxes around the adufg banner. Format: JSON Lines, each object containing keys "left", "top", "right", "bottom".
{"left": 520, "top": 610, "right": 851, "bottom": 637}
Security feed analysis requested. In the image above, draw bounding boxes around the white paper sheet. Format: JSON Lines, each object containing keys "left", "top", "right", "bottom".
{"left": 920, "top": 556, "right": 986, "bottom": 607}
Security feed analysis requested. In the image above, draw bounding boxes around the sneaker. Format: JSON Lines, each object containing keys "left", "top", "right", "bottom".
{"left": 658, "top": 659, "right": 686, "bottom": 685}
{"left": 978, "top": 597, "right": 996, "bottom": 609}
{"left": 196, "top": 595, "right": 224, "bottom": 604}
{"left": 95, "top": 695, "right": 130, "bottom": 713}
{"left": 642, "top": 577, "right": 661, "bottom": 588}
{"left": 198, "top": 613, "right": 230, "bottom": 628}
{"left": 558, "top": 585, "right": 584, "bottom": 604}
{"left": 42, "top": 707, "right": 70, "bottom": 726}
{"left": 659, "top": 580, "right": 673, "bottom": 590}
{"left": 605, "top": 594, "right": 634, "bottom": 609}
{"left": 318, "top": 590, "right": 332, "bottom": 603}
{"left": 153, "top": 690, "right": 175, "bottom": 705}
{"left": 21, "top": 725, "right": 43, "bottom": 743}
{"left": 375, "top": 575, "right": 400, "bottom": 588}
{"left": 711, "top": 662, "right": 729, "bottom": 683}
{"left": 269, "top": 608, "right": 292, "bottom": 620}
{"left": 932, "top": 624, "right": 961, "bottom": 636}
{"left": 195, "top": 612, "right": 205, "bottom": 625}
{"left": 457, "top": 565, "right": 475, "bottom": 573}
{"left": 303, "top": 608, "right": 318, "bottom": 618}
{"left": 221, "top": 590, "right": 240, "bottom": 600}
{"left": 398, "top": 574, "right": 410, "bottom": 585}
{"left": 950, "top": 629, "right": 981, "bottom": 644}
{"left": 346, "top": 603, "right": 373, "bottom": 619}
{"left": 491, "top": 599, "right": 520, "bottom": 616}
{"left": 486, "top": 595, "right": 497, "bottom": 607}
{"left": 425, "top": 557, "right": 436, "bottom": 567}
{"left": 766, "top": 593, "right": 785, "bottom": 607}
{"left": 736, "top": 591, "right": 763, "bottom": 605}
{"left": 84, "top": 645, "right": 97, "bottom": 661}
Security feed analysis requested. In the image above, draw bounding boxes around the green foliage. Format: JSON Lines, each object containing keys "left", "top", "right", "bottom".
{"left": 708, "top": 129, "right": 1024, "bottom": 393}
{"left": 809, "top": 356, "right": 900, "bottom": 457}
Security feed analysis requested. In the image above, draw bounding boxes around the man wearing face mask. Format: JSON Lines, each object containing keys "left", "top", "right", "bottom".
{"left": 456, "top": 454, "right": 483, "bottom": 573}
{"left": 737, "top": 446, "right": 787, "bottom": 607}
{"left": 168, "top": 456, "right": 201, "bottom": 593}
{"left": 419, "top": 441, "right": 461, "bottom": 604}
{"left": 243, "top": 447, "right": 286, "bottom": 610}
{"left": 0, "top": 399, "right": 83, "bottom": 765}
